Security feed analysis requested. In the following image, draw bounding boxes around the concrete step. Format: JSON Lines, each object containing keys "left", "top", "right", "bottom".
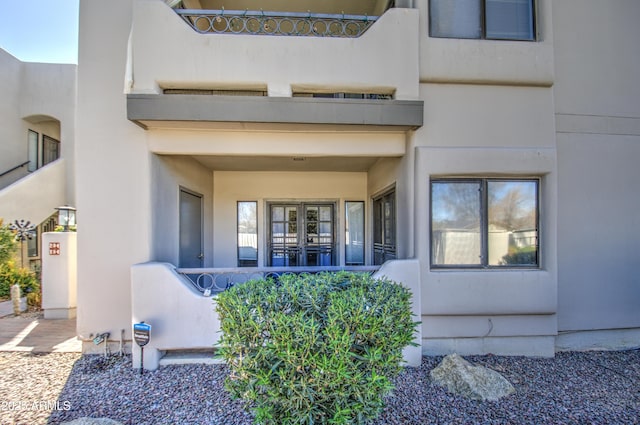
{"left": 159, "top": 349, "right": 225, "bottom": 367}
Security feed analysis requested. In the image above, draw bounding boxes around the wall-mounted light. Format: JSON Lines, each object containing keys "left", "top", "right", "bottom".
{"left": 56, "top": 206, "right": 77, "bottom": 231}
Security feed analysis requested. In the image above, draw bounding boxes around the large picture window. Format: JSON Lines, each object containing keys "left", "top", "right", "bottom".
{"left": 431, "top": 178, "right": 539, "bottom": 268}
{"left": 430, "top": 0, "right": 535, "bottom": 41}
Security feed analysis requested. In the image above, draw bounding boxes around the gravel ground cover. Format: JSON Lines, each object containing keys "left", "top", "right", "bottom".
{"left": 1, "top": 350, "right": 639, "bottom": 425}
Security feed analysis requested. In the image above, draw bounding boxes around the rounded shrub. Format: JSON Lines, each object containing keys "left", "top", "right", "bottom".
{"left": 0, "top": 261, "right": 40, "bottom": 301}
{"left": 215, "top": 271, "right": 418, "bottom": 425}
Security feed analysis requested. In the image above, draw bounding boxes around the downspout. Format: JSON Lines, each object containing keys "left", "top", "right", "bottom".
{"left": 124, "top": 25, "right": 134, "bottom": 94}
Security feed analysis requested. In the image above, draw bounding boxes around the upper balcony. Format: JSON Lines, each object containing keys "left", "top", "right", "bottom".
{"left": 171, "top": 0, "right": 394, "bottom": 38}
{"left": 128, "top": 0, "right": 420, "bottom": 100}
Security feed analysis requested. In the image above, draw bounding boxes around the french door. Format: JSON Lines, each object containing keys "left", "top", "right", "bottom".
{"left": 268, "top": 203, "right": 335, "bottom": 267}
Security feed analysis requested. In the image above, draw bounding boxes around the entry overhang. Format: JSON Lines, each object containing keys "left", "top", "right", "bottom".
{"left": 127, "top": 94, "right": 424, "bottom": 130}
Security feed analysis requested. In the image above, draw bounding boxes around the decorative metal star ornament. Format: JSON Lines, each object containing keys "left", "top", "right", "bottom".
{"left": 9, "top": 219, "right": 36, "bottom": 242}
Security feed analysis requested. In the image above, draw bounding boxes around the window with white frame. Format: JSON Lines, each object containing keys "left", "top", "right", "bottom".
{"left": 431, "top": 178, "right": 539, "bottom": 268}
{"left": 429, "top": 0, "right": 535, "bottom": 41}
{"left": 28, "top": 130, "right": 39, "bottom": 172}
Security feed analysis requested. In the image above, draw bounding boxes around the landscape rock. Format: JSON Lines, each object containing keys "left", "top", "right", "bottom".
{"left": 430, "top": 353, "right": 515, "bottom": 401}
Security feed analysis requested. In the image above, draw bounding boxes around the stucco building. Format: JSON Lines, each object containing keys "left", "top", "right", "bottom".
{"left": 2, "top": 0, "right": 639, "bottom": 369}
{"left": 0, "top": 48, "right": 76, "bottom": 269}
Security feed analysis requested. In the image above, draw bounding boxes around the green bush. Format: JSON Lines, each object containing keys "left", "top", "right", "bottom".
{"left": 0, "top": 261, "right": 40, "bottom": 301}
{"left": 0, "top": 219, "right": 17, "bottom": 265}
{"left": 216, "top": 271, "right": 418, "bottom": 425}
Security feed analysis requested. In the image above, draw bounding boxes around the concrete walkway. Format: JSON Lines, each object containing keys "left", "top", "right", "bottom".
{"left": 0, "top": 315, "right": 81, "bottom": 353}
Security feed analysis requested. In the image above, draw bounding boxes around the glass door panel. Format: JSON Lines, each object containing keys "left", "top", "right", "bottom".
{"left": 270, "top": 205, "right": 299, "bottom": 266}
{"left": 269, "top": 203, "right": 335, "bottom": 266}
{"left": 373, "top": 190, "right": 396, "bottom": 265}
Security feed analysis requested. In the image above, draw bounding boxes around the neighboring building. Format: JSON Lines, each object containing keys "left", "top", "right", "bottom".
{"left": 0, "top": 48, "right": 76, "bottom": 269}
{"left": 3, "top": 0, "right": 635, "bottom": 366}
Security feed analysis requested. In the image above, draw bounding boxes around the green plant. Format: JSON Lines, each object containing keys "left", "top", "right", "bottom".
{"left": 216, "top": 272, "right": 418, "bottom": 425}
{"left": 0, "top": 219, "right": 17, "bottom": 265}
{"left": 0, "top": 261, "right": 40, "bottom": 301}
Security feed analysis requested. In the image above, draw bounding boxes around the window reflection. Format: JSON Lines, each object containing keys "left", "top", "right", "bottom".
{"left": 345, "top": 201, "right": 365, "bottom": 265}
{"left": 238, "top": 201, "right": 258, "bottom": 267}
{"left": 431, "top": 179, "right": 539, "bottom": 267}
{"left": 488, "top": 181, "right": 538, "bottom": 266}
{"left": 431, "top": 182, "right": 481, "bottom": 265}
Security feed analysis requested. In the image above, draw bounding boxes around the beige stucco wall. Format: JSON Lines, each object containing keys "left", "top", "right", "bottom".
{"left": 0, "top": 50, "right": 27, "bottom": 188}
{"left": 553, "top": 0, "right": 640, "bottom": 344}
{"left": 411, "top": 78, "right": 558, "bottom": 355}
{"left": 42, "top": 232, "right": 77, "bottom": 319}
{"left": 74, "top": 0, "right": 640, "bottom": 356}
{"left": 76, "top": 0, "right": 151, "bottom": 341}
{"left": 129, "top": 0, "right": 420, "bottom": 99}
{"left": 417, "top": 0, "right": 554, "bottom": 86}
{"left": 0, "top": 48, "right": 76, "bottom": 222}
{"left": 146, "top": 126, "right": 406, "bottom": 157}
{"left": 151, "top": 155, "right": 214, "bottom": 267}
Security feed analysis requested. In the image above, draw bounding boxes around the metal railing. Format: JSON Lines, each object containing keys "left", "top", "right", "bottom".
{"left": 175, "top": 9, "right": 378, "bottom": 38}
{"left": 176, "top": 265, "right": 380, "bottom": 295}
{"left": 0, "top": 161, "right": 30, "bottom": 179}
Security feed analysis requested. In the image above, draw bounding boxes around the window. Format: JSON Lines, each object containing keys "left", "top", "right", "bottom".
{"left": 293, "top": 92, "right": 393, "bottom": 100}
{"left": 237, "top": 201, "right": 258, "bottom": 267}
{"left": 373, "top": 189, "right": 396, "bottom": 265}
{"left": 42, "top": 135, "right": 60, "bottom": 166}
{"left": 430, "top": 0, "right": 535, "bottom": 41}
{"left": 431, "top": 178, "right": 539, "bottom": 268}
{"left": 28, "top": 232, "right": 38, "bottom": 258}
{"left": 28, "top": 130, "right": 39, "bottom": 172}
{"left": 345, "top": 201, "right": 365, "bottom": 265}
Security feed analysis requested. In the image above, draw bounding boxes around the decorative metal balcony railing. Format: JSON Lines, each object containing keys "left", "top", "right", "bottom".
{"left": 176, "top": 265, "right": 380, "bottom": 295}
{"left": 175, "top": 9, "right": 379, "bottom": 38}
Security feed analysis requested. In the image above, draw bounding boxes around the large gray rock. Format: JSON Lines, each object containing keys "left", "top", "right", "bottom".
{"left": 61, "top": 418, "right": 123, "bottom": 425}
{"left": 430, "top": 353, "right": 515, "bottom": 401}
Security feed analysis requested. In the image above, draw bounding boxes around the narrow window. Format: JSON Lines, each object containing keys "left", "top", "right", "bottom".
{"left": 28, "top": 232, "right": 38, "bottom": 258}
{"left": 345, "top": 201, "right": 365, "bottom": 265}
{"left": 237, "top": 201, "right": 258, "bottom": 267}
{"left": 431, "top": 178, "right": 539, "bottom": 268}
{"left": 42, "top": 135, "right": 60, "bottom": 166}
{"left": 28, "top": 130, "right": 39, "bottom": 172}
{"left": 373, "top": 189, "right": 396, "bottom": 265}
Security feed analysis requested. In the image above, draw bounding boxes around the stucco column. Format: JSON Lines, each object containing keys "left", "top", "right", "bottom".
{"left": 42, "top": 232, "right": 77, "bottom": 319}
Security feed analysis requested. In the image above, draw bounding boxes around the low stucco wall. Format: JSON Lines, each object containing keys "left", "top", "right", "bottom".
{"left": 131, "top": 260, "right": 423, "bottom": 370}
{"left": 373, "top": 259, "right": 422, "bottom": 367}
{"left": 131, "top": 262, "right": 221, "bottom": 370}
{"left": 42, "top": 232, "right": 77, "bottom": 319}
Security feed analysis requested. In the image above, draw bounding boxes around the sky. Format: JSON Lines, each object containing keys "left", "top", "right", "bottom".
{"left": 0, "top": 0, "right": 79, "bottom": 64}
